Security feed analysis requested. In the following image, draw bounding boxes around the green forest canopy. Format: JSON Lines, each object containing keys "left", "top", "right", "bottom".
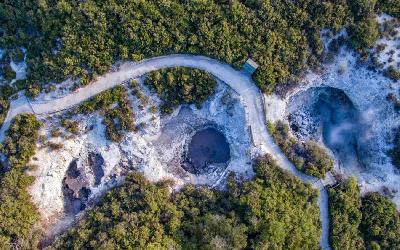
{"left": 0, "top": 114, "right": 42, "bottom": 249}
{"left": 328, "top": 178, "right": 400, "bottom": 250}
{"left": 1, "top": 0, "right": 395, "bottom": 96}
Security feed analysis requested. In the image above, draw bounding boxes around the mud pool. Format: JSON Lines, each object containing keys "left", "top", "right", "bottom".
{"left": 185, "top": 127, "right": 230, "bottom": 174}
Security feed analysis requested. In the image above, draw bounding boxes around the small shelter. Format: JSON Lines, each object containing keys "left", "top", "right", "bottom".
{"left": 242, "top": 58, "right": 259, "bottom": 75}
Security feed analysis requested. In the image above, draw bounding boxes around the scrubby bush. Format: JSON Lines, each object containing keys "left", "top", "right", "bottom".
{"left": 349, "top": 18, "right": 380, "bottom": 51}
{"left": 145, "top": 67, "right": 217, "bottom": 114}
{"left": 0, "top": 114, "right": 42, "bottom": 248}
{"left": 377, "top": 0, "right": 400, "bottom": 18}
{"left": 1, "top": 64, "right": 16, "bottom": 81}
{"left": 46, "top": 141, "right": 64, "bottom": 151}
{"left": 328, "top": 178, "right": 400, "bottom": 250}
{"left": 385, "top": 66, "right": 400, "bottom": 81}
{"left": 361, "top": 193, "right": 400, "bottom": 249}
{"left": 50, "top": 126, "right": 62, "bottom": 137}
{"left": 26, "top": 84, "right": 41, "bottom": 98}
{"left": 53, "top": 154, "right": 321, "bottom": 249}
{"left": 61, "top": 119, "right": 80, "bottom": 135}
{"left": 1, "top": 114, "right": 41, "bottom": 168}
{"left": 77, "top": 86, "right": 135, "bottom": 142}
{"left": 150, "top": 105, "right": 158, "bottom": 114}
{"left": 303, "top": 141, "right": 335, "bottom": 178}
{"left": 267, "top": 120, "right": 333, "bottom": 178}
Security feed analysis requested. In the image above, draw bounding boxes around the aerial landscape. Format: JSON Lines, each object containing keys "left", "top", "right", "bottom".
{"left": 1, "top": 0, "right": 400, "bottom": 249}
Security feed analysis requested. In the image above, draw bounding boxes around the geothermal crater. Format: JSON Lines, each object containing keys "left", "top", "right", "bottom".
{"left": 287, "top": 86, "right": 364, "bottom": 170}
{"left": 184, "top": 127, "right": 230, "bottom": 174}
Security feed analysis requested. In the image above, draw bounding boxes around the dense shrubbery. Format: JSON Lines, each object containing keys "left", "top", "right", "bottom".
{"left": 0, "top": 85, "right": 17, "bottom": 127}
{"left": 0, "top": 169, "right": 41, "bottom": 249}
{"left": 328, "top": 178, "right": 365, "bottom": 249}
{"left": 385, "top": 66, "right": 400, "bottom": 81}
{"left": 0, "top": 114, "right": 42, "bottom": 248}
{"left": 267, "top": 120, "right": 333, "bottom": 178}
{"left": 0, "top": 98, "right": 10, "bottom": 127}
{"left": 349, "top": 0, "right": 377, "bottom": 20}
{"left": 0, "top": 0, "right": 357, "bottom": 95}
{"left": 348, "top": 18, "right": 380, "bottom": 51}
{"left": 377, "top": 0, "right": 400, "bottom": 18}
{"left": 145, "top": 67, "right": 216, "bottom": 113}
{"left": 1, "top": 64, "right": 16, "bottom": 81}
{"left": 361, "top": 193, "right": 400, "bottom": 249}
{"left": 1, "top": 113, "right": 41, "bottom": 168}
{"left": 346, "top": 0, "right": 382, "bottom": 55}
{"left": 77, "top": 85, "right": 135, "bottom": 142}
{"left": 53, "top": 154, "right": 321, "bottom": 249}
{"left": 329, "top": 178, "right": 400, "bottom": 250}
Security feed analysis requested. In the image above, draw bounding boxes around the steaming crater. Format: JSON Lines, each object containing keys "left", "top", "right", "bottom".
{"left": 287, "top": 86, "right": 365, "bottom": 170}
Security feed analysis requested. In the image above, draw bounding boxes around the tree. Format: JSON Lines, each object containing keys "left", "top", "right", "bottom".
{"left": 361, "top": 193, "right": 400, "bottom": 249}
{"left": 268, "top": 121, "right": 333, "bottom": 178}
{"left": 349, "top": 18, "right": 380, "bottom": 51}
{"left": 0, "top": 169, "right": 41, "bottom": 249}
{"left": 1, "top": 0, "right": 358, "bottom": 94}
{"left": 0, "top": 114, "right": 42, "bottom": 248}
{"left": 349, "top": 0, "right": 378, "bottom": 19}
{"left": 1, "top": 114, "right": 41, "bottom": 168}
{"left": 145, "top": 67, "right": 217, "bottom": 113}
{"left": 377, "top": 0, "right": 400, "bottom": 18}
{"left": 1, "top": 64, "right": 16, "bottom": 81}
{"left": 328, "top": 178, "right": 365, "bottom": 249}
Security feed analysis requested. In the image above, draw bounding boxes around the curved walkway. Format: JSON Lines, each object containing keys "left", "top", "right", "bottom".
{"left": 0, "top": 54, "right": 331, "bottom": 249}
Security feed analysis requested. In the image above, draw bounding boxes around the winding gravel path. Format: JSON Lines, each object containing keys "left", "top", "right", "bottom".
{"left": 0, "top": 54, "right": 332, "bottom": 249}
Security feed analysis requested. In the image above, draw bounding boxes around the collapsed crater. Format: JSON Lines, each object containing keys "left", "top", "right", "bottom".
{"left": 62, "top": 153, "right": 105, "bottom": 215}
{"left": 287, "top": 86, "right": 364, "bottom": 170}
{"left": 184, "top": 127, "right": 230, "bottom": 174}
